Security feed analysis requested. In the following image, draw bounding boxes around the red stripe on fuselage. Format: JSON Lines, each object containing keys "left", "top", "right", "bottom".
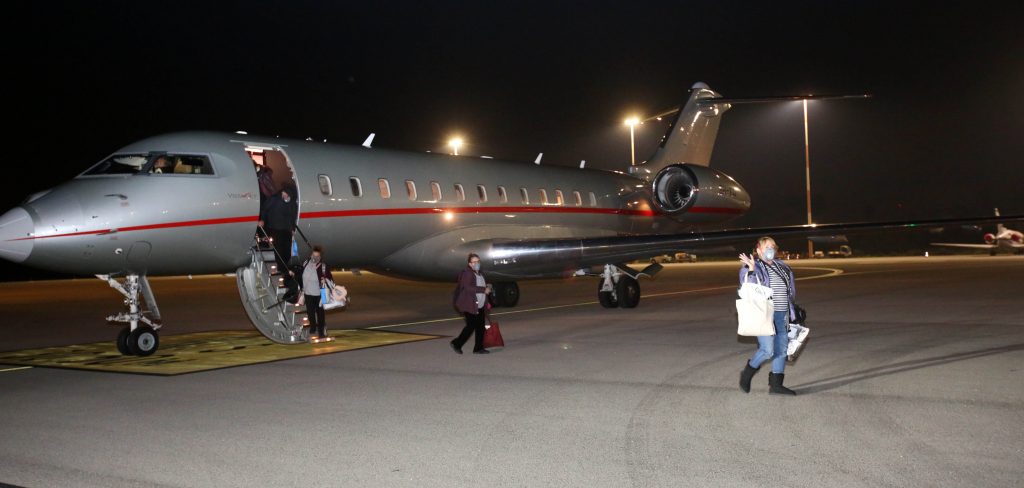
{"left": 11, "top": 205, "right": 743, "bottom": 240}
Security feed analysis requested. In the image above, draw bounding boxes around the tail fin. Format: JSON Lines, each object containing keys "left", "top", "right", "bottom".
{"left": 631, "top": 83, "right": 871, "bottom": 179}
{"left": 639, "top": 82, "right": 727, "bottom": 174}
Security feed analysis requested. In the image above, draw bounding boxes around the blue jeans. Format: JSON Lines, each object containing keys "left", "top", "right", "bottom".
{"left": 748, "top": 311, "right": 789, "bottom": 374}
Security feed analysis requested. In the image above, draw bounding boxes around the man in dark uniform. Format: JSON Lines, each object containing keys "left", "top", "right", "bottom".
{"left": 259, "top": 184, "right": 299, "bottom": 271}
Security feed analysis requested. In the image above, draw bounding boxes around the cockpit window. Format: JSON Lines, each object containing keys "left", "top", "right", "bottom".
{"left": 148, "top": 154, "right": 215, "bottom": 175}
{"left": 82, "top": 154, "right": 149, "bottom": 175}
{"left": 81, "top": 153, "right": 215, "bottom": 176}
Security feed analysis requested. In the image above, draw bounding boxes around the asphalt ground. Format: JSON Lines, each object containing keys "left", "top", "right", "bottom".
{"left": 1, "top": 256, "right": 1022, "bottom": 487}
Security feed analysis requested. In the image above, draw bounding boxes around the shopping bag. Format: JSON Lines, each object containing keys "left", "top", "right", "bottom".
{"left": 482, "top": 321, "right": 504, "bottom": 349}
{"left": 736, "top": 279, "right": 774, "bottom": 336}
{"left": 786, "top": 323, "right": 810, "bottom": 360}
{"left": 322, "top": 280, "right": 348, "bottom": 311}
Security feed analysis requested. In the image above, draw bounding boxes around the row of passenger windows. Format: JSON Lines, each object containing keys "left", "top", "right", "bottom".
{"left": 317, "top": 175, "right": 599, "bottom": 207}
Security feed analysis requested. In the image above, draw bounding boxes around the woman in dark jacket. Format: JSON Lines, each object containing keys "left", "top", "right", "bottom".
{"left": 450, "top": 253, "right": 492, "bottom": 354}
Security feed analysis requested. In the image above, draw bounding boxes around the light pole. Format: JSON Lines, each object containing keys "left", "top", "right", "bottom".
{"left": 448, "top": 137, "right": 463, "bottom": 156}
{"left": 624, "top": 117, "right": 640, "bottom": 166}
{"left": 803, "top": 99, "right": 813, "bottom": 258}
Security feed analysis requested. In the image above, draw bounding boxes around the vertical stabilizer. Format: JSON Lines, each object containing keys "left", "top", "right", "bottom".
{"left": 636, "top": 83, "right": 729, "bottom": 178}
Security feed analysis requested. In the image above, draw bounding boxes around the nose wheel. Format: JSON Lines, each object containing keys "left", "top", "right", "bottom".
{"left": 99, "top": 274, "right": 163, "bottom": 356}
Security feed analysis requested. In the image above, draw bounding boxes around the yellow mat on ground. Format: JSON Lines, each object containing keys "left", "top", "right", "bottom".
{"left": 0, "top": 330, "right": 441, "bottom": 376}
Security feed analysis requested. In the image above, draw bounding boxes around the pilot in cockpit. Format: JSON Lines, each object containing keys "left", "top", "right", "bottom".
{"left": 150, "top": 156, "right": 172, "bottom": 174}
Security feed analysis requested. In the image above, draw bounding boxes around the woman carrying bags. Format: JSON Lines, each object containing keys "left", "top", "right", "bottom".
{"left": 450, "top": 253, "right": 493, "bottom": 355}
{"left": 299, "top": 245, "right": 335, "bottom": 342}
{"left": 738, "top": 236, "right": 798, "bottom": 395}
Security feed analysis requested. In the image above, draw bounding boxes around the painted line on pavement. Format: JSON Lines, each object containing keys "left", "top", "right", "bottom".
{"left": 0, "top": 366, "right": 33, "bottom": 373}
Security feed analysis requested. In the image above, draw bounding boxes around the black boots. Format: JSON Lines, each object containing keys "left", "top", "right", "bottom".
{"left": 768, "top": 372, "right": 797, "bottom": 396}
{"left": 739, "top": 363, "right": 759, "bottom": 393}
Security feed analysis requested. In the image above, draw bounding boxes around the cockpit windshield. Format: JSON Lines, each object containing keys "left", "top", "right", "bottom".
{"left": 82, "top": 154, "right": 149, "bottom": 175}
{"left": 81, "top": 153, "right": 215, "bottom": 176}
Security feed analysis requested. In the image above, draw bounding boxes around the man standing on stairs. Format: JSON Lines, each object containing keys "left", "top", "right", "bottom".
{"left": 259, "top": 184, "right": 299, "bottom": 272}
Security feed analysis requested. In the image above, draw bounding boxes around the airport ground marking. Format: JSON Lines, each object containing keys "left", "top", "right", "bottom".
{"left": 0, "top": 366, "right": 33, "bottom": 373}
{"left": 368, "top": 267, "right": 844, "bottom": 329}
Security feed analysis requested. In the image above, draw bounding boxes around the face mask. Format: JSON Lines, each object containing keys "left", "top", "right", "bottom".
{"left": 471, "top": 263, "right": 481, "bottom": 271}
{"left": 762, "top": 248, "right": 776, "bottom": 260}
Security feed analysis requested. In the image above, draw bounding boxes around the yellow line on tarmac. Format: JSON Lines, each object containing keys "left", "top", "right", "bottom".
{"left": 0, "top": 366, "right": 33, "bottom": 373}
{"left": 368, "top": 267, "right": 844, "bottom": 330}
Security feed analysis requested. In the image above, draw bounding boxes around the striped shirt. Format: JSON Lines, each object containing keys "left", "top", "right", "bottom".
{"left": 763, "top": 261, "right": 790, "bottom": 311}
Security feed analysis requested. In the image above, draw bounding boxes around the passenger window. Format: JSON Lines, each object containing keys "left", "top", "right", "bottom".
{"left": 589, "top": 191, "right": 597, "bottom": 207}
{"left": 477, "top": 185, "right": 487, "bottom": 203}
{"left": 430, "top": 181, "right": 442, "bottom": 201}
{"left": 318, "top": 175, "right": 332, "bottom": 196}
{"left": 454, "top": 184, "right": 465, "bottom": 202}
{"left": 497, "top": 186, "right": 508, "bottom": 203}
{"left": 554, "top": 189, "right": 564, "bottom": 205}
{"left": 520, "top": 187, "right": 529, "bottom": 204}
{"left": 405, "top": 180, "right": 417, "bottom": 201}
{"left": 349, "top": 177, "right": 363, "bottom": 197}
{"left": 378, "top": 178, "right": 391, "bottom": 199}
{"left": 572, "top": 190, "right": 582, "bottom": 206}
{"left": 539, "top": 189, "right": 548, "bottom": 205}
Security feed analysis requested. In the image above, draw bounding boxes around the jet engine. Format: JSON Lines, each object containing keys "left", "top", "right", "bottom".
{"left": 650, "top": 164, "right": 751, "bottom": 222}
{"left": 984, "top": 233, "right": 996, "bottom": 244}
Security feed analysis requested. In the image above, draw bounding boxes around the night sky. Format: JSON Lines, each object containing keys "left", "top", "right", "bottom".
{"left": 5, "top": 1, "right": 1023, "bottom": 277}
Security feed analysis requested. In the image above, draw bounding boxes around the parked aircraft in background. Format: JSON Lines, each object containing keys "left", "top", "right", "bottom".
{"left": 931, "top": 209, "right": 1024, "bottom": 255}
{"left": 0, "top": 82, "right": 1017, "bottom": 355}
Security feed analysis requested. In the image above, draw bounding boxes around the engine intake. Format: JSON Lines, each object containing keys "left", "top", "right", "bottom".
{"left": 653, "top": 165, "right": 697, "bottom": 212}
{"left": 650, "top": 164, "right": 751, "bottom": 221}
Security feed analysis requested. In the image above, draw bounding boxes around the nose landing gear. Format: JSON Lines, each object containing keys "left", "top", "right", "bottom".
{"left": 98, "top": 273, "right": 162, "bottom": 356}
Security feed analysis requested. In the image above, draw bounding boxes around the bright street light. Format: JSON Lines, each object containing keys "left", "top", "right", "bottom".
{"left": 448, "top": 137, "right": 463, "bottom": 156}
{"left": 624, "top": 117, "right": 640, "bottom": 166}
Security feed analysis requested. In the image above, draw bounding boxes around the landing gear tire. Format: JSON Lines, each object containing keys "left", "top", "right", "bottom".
{"left": 616, "top": 277, "right": 641, "bottom": 308}
{"left": 127, "top": 325, "right": 159, "bottom": 356}
{"left": 492, "top": 282, "right": 520, "bottom": 307}
{"left": 116, "top": 327, "right": 132, "bottom": 355}
{"left": 598, "top": 281, "right": 618, "bottom": 308}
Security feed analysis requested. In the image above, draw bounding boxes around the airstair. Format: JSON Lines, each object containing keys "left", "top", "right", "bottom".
{"left": 236, "top": 237, "right": 309, "bottom": 344}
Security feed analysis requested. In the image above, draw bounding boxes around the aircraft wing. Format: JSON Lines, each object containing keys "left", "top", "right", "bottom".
{"left": 488, "top": 214, "right": 1022, "bottom": 274}
{"left": 929, "top": 243, "right": 998, "bottom": 249}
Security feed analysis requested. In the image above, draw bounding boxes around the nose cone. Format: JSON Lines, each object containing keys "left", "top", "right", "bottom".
{"left": 0, "top": 207, "right": 34, "bottom": 263}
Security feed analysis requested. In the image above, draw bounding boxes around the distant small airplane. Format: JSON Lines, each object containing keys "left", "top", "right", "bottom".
{"left": 0, "top": 82, "right": 1017, "bottom": 356}
{"left": 931, "top": 209, "right": 1024, "bottom": 255}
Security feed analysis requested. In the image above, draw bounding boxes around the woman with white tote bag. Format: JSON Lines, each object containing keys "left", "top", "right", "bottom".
{"left": 738, "top": 237, "right": 798, "bottom": 395}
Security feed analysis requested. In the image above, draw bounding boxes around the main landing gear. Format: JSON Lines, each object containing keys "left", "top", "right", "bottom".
{"left": 98, "top": 273, "right": 162, "bottom": 356}
{"left": 595, "top": 263, "right": 658, "bottom": 309}
{"left": 489, "top": 282, "right": 520, "bottom": 308}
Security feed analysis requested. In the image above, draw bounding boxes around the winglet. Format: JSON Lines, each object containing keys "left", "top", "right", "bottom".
{"left": 534, "top": 153, "right": 543, "bottom": 165}
{"left": 362, "top": 133, "right": 375, "bottom": 148}
{"left": 579, "top": 160, "right": 586, "bottom": 168}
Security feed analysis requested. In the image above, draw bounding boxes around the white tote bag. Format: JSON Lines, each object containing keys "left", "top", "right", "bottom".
{"left": 736, "top": 276, "right": 775, "bottom": 336}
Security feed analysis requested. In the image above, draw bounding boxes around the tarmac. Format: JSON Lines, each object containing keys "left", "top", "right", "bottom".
{"left": 1, "top": 256, "right": 1022, "bottom": 487}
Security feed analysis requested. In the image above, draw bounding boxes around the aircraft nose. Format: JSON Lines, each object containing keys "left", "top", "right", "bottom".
{"left": 0, "top": 207, "right": 34, "bottom": 263}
